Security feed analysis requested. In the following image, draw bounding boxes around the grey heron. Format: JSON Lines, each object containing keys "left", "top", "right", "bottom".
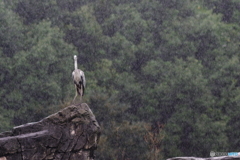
{"left": 72, "top": 55, "right": 86, "bottom": 103}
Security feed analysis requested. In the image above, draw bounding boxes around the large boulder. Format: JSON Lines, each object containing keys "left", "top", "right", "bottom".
{"left": 0, "top": 103, "right": 101, "bottom": 160}
{"left": 167, "top": 156, "right": 240, "bottom": 160}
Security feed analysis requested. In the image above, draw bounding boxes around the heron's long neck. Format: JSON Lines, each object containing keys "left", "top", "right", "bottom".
{"left": 74, "top": 59, "right": 78, "bottom": 70}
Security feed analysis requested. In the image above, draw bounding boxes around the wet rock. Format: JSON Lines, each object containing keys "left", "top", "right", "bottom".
{"left": 0, "top": 103, "right": 101, "bottom": 160}
{"left": 167, "top": 156, "right": 240, "bottom": 160}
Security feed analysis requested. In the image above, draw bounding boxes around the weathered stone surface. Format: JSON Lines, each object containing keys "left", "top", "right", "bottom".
{"left": 0, "top": 103, "right": 101, "bottom": 160}
{"left": 167, "top": 156, "right": 240, "bottom": 160}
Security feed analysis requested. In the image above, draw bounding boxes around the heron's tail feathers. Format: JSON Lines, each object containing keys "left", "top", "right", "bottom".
{"left": 76, "top": 84, "right": 84, "bottom": 97}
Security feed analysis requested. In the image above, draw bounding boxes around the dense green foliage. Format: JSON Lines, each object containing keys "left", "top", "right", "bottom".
{"left": 1, "top": 0, "right": 240, "bottom": 159}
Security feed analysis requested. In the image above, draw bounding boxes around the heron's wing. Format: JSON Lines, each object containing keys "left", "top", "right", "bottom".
{"left": 79, "top": 71, "right": 85, "bottom": 96}
{"left": 82, "top": 79, "right": 85, "bottom": 96}
{"left": 82, "top": 71, "right": 86, "bottom": 87}
{"left": 72, "top": 71, "right": 75, "bottom": 81}
{"left": 78, "top": 70, "right": 86, "bottom": 86}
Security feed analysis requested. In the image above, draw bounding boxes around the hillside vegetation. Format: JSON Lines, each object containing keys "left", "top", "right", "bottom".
{"left": 1, "top": 0, "right": 240, "bottom": 159}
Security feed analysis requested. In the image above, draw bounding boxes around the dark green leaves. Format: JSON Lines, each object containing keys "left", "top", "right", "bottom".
{"left": 1, "top": 0, "right": 240, "bottom": 159}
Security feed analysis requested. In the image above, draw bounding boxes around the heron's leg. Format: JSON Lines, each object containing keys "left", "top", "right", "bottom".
{"left": 72, "top": 85, "right": 78, "bottom": 104}
{"left": 80, "top": 96, "right": 82, "bottom": 103}
{"left": 79, "top": 88, "right": 83, "bottom": 103}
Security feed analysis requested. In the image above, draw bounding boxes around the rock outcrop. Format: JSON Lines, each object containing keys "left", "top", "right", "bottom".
{"left": 167, "top": 156, "right": 240, "bottom": 160}
{"left": 0, "top": 103, "right": 101, "bottom": 160}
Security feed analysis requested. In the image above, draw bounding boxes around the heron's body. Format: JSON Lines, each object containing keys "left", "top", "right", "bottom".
{"left": 72, "top": 55, "right": 86, "bottom": 103}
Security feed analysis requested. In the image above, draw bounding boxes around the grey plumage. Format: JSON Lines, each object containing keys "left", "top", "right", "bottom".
{"left": 72, "top": 55, "right": 86, "bottom": 103}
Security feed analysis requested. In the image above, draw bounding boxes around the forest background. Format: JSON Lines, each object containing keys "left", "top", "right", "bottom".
{"left": 0, "top": 0, "right": 240, "bottom": 159}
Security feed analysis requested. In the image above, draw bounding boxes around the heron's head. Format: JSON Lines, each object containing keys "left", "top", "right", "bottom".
{"left": 74, "top": 55, "right": 77, "bottom": 60}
